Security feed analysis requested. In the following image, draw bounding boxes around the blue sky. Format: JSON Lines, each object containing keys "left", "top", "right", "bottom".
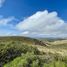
{"left": 0, "top": 0, "right": 67, "bottom": 20}
{"left": 0, "top": 0, "right": 67, "bottom": 38}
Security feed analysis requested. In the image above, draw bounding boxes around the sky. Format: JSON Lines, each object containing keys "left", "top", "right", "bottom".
{"left": 0, "top": 0, "right": 67, "bottom": 38}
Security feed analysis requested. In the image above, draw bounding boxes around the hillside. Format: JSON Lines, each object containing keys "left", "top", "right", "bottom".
{"left": 0, "top": 36, "right": 67, "bottom": 67}
{"left": 0, "top": 36, "right": 47, "bottom": 46}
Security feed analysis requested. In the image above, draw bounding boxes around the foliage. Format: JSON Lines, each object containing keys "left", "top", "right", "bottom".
{"left": 0, "top": 37, "right": 67, "bottom": 67}
{"left": 0, "top": 40, "right": 40, "bottom": 66}
{"left": 4, "top": 52, "right": 67, "bottom": 67}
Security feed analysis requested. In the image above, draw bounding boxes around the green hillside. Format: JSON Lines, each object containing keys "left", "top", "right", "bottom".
{"left": 0, "top": 36, "right": 67, "bottom": 67}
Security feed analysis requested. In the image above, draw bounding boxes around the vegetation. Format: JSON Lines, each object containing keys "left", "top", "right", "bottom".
{"left": 4, "top": 52, "right": 67, "bottom": 67}
{"left": 0, "top": 36, "right": 67, "bottom": 67}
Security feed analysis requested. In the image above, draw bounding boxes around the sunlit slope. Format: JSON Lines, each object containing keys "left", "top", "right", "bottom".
{"left": 36, "top": 39, "right": 67, "bottom": 56}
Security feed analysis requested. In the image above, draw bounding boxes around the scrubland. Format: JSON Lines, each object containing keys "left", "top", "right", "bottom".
{"left": 0, "top": 37, "right": 67, "bottom": 67}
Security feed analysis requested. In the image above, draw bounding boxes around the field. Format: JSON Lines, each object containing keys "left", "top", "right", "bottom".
{"left": 0, "top": 36, "right": 67, "bottom": 67}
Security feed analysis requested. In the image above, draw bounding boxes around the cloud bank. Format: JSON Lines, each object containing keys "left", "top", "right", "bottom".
{"left": 16, "top": 10, "right": 67, "bottom": 38}
{"left": 0, "top": 10, "right": 67, "bottom": 38}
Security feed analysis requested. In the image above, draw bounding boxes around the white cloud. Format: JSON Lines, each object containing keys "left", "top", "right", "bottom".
{"left": 0, "top": 17, "right": 15, "bottom": 25}
{"left": 0, "top": 10, "right": 67, "bottom": 38}
{"left": 21, "top": 31, "right": 29, "bottom": 35}
{"left": 0, "top": 16, "right": 18, "bottom": 36}
{"left": 0, "top": 0, "right": 5, "bottom": 7}
{"left": 16, "top": 10, "right": 67, "bottom": 38}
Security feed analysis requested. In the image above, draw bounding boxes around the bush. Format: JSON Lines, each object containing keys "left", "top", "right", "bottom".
{"left": 0, "top": 42, "right": 40, "bottom": 66}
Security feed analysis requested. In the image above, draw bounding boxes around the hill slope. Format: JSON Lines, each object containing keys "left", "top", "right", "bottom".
{"left": 0, "top": 36, "right": 67, "bottom": 67}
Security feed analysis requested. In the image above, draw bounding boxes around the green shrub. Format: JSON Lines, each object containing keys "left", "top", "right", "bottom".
{"left": 0, "top": 42, "right": 40, "bottom": 66}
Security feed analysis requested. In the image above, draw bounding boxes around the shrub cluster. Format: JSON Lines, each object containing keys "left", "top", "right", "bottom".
{"left": 0, "top": 42, "right": 40, "bottom": 67}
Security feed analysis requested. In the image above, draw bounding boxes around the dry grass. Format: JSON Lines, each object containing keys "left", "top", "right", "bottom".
{"left": 31, "top": 39, "right": 67, "bottom": 56}
{"left": 50, "top": 40, "right": 67, "bottom": 45}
